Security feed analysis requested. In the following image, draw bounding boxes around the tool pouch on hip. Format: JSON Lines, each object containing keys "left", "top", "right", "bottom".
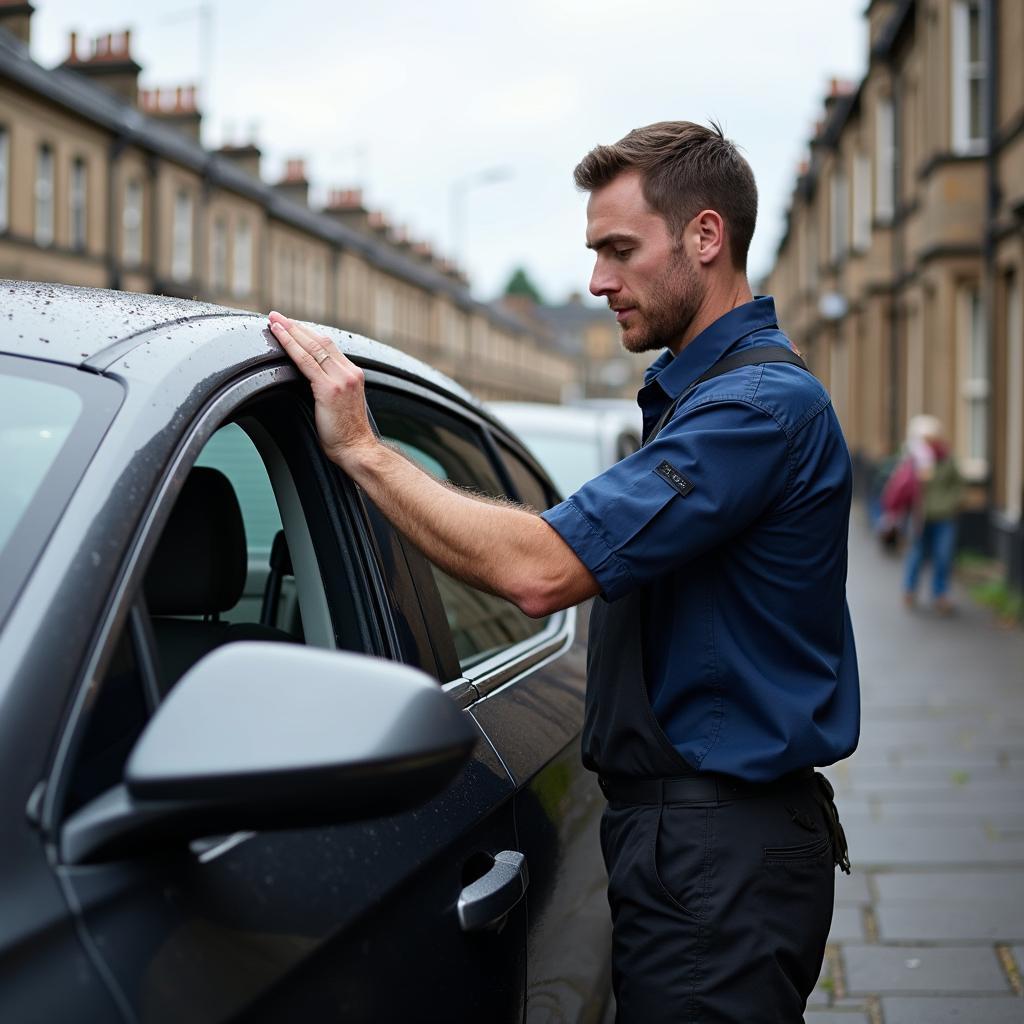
{"left": 813, "top": 772, "right": 851, "bottom": 874}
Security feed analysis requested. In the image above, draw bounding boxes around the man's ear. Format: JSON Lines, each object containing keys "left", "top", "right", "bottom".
{"left": 694, "top": 210, "right": 725, "bottom": 265}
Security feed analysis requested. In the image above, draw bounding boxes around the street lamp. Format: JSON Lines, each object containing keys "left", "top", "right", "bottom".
{"left": 161, "top": 3, "right": 213, "bottom": 143}
{"left": 448, "top": 165, "right": 513, "bottom": 269}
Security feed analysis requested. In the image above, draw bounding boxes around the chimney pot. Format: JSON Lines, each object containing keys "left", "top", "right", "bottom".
{"left": 69, "top": 30, "right": 78, "bottom": 61}
{"left": 285, "top": 158, "right": 306, "bottom": 181}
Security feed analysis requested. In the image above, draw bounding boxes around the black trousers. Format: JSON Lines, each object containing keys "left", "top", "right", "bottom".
{"left": 600, "top": 772, "right": 836, "bottom": 1024}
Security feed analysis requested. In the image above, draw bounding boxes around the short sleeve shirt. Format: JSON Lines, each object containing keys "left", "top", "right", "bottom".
{"left": 541, "top": 297, "right": 860, "bottom": 781}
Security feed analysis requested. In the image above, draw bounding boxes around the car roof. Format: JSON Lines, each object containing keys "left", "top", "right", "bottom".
{"left": 0, "top": 280, "right": 482, "bottom": 411}
{"left": 1, "top": 279, "right": 243, "bottom": 366}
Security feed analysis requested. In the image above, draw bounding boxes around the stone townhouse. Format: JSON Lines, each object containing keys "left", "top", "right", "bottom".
{"left": 0, "top": 2, "right": 574, "bottom": 403}
{"left": 766, "top": 0, "right": 1024, "bottom": 588}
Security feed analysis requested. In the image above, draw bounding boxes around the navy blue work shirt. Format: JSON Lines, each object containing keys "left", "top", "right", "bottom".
{"left": 541, "top": 297, "right": 860, "bottom": 782}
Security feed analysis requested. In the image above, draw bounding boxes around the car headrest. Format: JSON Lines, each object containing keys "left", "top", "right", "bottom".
{"left": 144, "top": 466, "right": 247, "bottom": 616}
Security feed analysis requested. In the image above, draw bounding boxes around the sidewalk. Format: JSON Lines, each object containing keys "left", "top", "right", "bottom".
{"left": 807, "top": 516, "right": 1024, "bottom": 1023}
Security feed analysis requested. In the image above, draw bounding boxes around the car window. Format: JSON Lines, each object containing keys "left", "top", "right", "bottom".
{"left": 369, "top": 392, "right": 550, "bottom": 672}
{"left": 495, "top": 439, "right": 555, "bottom": 511}
{"left": 0, "top": 375, "right": 81, "bottom": 551}
{"left": 508, "top": 430, "right": 603, "bottom": 497}
{"left": 63, "top": 397, "right": 361, "bottom": 815}
{"left": 196, "top": 423, "right": 283, "bottom": 556}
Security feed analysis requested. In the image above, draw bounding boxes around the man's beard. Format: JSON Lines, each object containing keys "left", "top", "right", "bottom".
{"left": 619, "top": 248, "right": 704, "bottom": 354}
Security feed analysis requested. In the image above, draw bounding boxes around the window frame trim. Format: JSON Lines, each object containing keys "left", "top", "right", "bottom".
{"left": 956, "top": 281, "right": 989, "bottom": 480}
{"left": 69, "top": 155, "right": 88, "bottom": 252}
{"left": 35, "top": 142, "right": 55, "bottom": 247}
{"left": 122, "top": 177, "right": 143, "bottom": 267}
{"left": 171, "top": 187, "right": 194, "bottom": 283}
{"left": 951, "top": 0, "right": 987, "bottom": 156}
{"left": 0, "top": 123, "right": 9, "bottom": 234}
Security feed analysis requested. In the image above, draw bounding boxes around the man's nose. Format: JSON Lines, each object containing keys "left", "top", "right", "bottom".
{"left": 589, "top": 260, "right": 618, "bottom": 298}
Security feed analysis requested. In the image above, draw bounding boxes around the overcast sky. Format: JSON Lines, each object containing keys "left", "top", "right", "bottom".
{"left": 32, "top": 0, "right": 867, "bottom": 304}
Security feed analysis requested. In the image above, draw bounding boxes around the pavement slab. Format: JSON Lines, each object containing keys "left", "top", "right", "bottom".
{"left": 876, "top": 902, "right": 1024, "bottom": 942}
{"left": 879, "top": 996, "right": 1024, "bottom": 1023}
{"left": 845, "top": 823, "right": 1024, "bottom": 867}
{"left": 803, "top": 1013, "right": 872, "bottom": 1023}
{"left": 835, "top": 870, "right": 873, "bottom": 906}
{"left": 829, "top": 905, "right": 866, "bottom": 942}
{"left": 842, "top": 944, "right": 1011, "bottom": 994}
{"left": 873, "top": 870, "right": 1024, "bottom": 903}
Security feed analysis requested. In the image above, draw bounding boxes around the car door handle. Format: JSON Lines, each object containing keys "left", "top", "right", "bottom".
{"left": 457, "top": 850, "right": 529, "bottom": 932}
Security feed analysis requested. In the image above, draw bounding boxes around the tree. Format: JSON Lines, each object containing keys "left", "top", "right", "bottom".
{"left": 503, "top": 267, "right": 544, "bottom": 306}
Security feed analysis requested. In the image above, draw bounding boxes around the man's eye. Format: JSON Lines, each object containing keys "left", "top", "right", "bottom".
{"left": 614, "top": 249, "right": 632, "bottom": 260}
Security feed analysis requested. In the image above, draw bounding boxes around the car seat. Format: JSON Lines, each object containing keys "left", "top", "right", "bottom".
{"left": 144, "top": 466, "right": 296, "bottom": 694}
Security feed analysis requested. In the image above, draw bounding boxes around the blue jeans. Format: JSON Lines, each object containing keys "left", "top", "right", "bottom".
{"left": 903, "top": 519, "right": 957, "bottom": 598}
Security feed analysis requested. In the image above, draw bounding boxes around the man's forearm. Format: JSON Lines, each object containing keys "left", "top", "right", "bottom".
{"left": 344, "top": 439, "right": 593, "bottom": 617}
{"left": 266, "top": 310, "right": 599, "bottom": 615}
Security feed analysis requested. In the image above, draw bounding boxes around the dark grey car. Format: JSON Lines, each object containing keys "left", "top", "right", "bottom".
{"left": 0, "top": 280, "right": 611, "bottom": 1023}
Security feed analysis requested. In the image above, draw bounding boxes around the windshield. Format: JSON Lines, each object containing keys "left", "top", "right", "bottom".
{"left": 512, "top": 432, "right": 603, "bottom": 497}
{"left": 0, "top": 358, "right": 122, "bottom": 626}
{"left": 0, "top": 376, "right": 83, "bottom": 552}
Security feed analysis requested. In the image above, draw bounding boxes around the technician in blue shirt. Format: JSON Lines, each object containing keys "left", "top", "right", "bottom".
{"left": 271, "top": 119, "right": 859, "bottom": 1024}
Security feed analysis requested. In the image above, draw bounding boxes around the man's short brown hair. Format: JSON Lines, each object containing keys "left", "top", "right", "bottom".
{"left": 574, "top": 121, "right": 758, "bottom": 271}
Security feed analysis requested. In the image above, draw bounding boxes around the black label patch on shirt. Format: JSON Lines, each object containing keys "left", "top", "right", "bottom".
{"left": 654, "top": 460, "right": 695, "bottom": 497}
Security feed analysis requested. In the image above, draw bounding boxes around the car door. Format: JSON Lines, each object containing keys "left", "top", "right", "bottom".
{"left": 48, "top": 369, "right": 527, "bottom": 1024}
{"left": 364, "top": 380, "right": 612, "bottom": 1023}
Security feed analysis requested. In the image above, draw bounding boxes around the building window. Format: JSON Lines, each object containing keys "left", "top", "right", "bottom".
{"left": 232, "top": 219, "right": 252, "bottom": 296}
{"left": 375, "top": 286, "right": 394, "bottom": 338}
{"left": 1005, "top": 271, "right": 1023, "bottom": 522}
{"left": 829, "top": 166, "right": 848, "bottom": 264}
{"left": 952, "top": 0, "right": 987, "bottom": 154}
{"left": 308, "top": 258, "right": 325, "bottom": 319}
{"left": 70, "top": 157, "right": 87, "bottom": 251}
{"left": 171, "top": 189, "right": 194, "bottom": 282}
{"left": 875, "top": 98, "right": 895, "bottom": 221}
{"left": 35, "top": 144, "right": 54, "bottom": 247}
{"left": 958, "top": 284, "right": 989, "bottom": 478}
{"left": 122, "top": 179, "right": 143, "bottom": 266}
{"left": 852, "top": 153, "right": 871, "bottom": 253}
{"left": 0, "top": 126, "right": 8, "bottom": 233}
{"left": 211, "top": 216, "right": 228, "bottom": 292}
{"left": 292, "top": 252, "right": 300, "bottom": 306}
{"left": 804, "top": 215, "right": 818, "bottom": 291}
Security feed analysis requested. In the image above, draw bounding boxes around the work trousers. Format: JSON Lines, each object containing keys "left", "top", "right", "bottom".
{"left": 600, "top": 772, "right": 835, "bottom": 1024}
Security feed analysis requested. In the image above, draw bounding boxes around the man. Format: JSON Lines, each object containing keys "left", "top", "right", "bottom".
{"left": 269, "top": 120, "right": 858, "bottom": 1023}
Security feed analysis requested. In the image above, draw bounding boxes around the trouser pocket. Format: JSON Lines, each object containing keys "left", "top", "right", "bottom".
{"left": 650, "top": 803, "right": 713, "bottom": 919}
{"left": 763, "top": 833, "right": 831, "bottom": 863}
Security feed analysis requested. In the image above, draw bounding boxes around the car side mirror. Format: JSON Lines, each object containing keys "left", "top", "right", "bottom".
{"left": 61, "top": 642, "right": 477, "bottom": 864}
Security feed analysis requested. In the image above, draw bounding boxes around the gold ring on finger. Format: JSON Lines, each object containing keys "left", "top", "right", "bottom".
{"left": 314, "top": 348, "right": 331, "bottom": 365}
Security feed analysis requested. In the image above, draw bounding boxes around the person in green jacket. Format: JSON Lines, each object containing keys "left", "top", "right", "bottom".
{"left": 902, "top": 415, "right": 964, "bottom": 613}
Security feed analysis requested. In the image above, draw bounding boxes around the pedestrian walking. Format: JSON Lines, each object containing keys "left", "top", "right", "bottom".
{"left": 894, "top": 415, "right": 964, "bottom": 614}
{"left": 268, "top": 119, "right": 859, "bottom": 1024}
